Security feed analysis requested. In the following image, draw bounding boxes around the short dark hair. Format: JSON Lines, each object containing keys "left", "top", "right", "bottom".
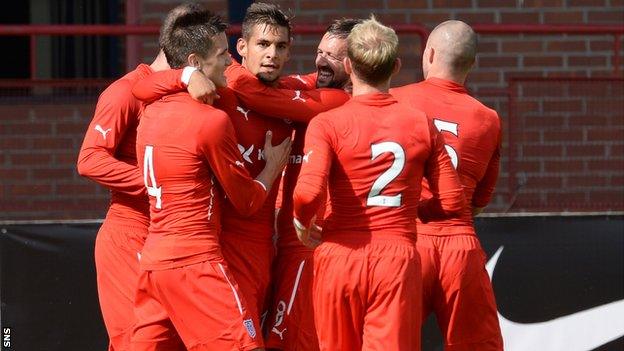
{"left": 325, "top": 18, "right": 363, "bottom": 39}
{"left": 158, "top": 3, "right": 205, "bottom": 49}
{"left": 163, "top": 10, "right": 228, "bottom": 68}
{"left": 241, "top": 2, "right": 291, "bottom": 40}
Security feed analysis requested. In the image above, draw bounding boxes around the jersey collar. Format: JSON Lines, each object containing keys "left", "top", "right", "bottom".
{"left": 425, "top": 77, "right": 467, "bottom": 93}
{"left": 352, "top": 92, "right": 397, "bottom": 106}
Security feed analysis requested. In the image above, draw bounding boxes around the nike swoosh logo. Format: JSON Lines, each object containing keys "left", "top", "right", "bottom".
{"left": 487, "top": 246, "right": 624, "bottom": 351}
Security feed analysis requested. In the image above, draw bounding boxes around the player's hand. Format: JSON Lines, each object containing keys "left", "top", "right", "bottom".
{"left": 294, "top": 217, "right": 322, "bottom": 249}
{"left": 264, "top": 131, "right": 292, "bottom": 173}
{"left": 188, "top": 70, "right": 219, "bottom": 104}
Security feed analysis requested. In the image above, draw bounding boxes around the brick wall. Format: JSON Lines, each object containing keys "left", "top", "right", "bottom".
{"left": 0, "top": 1, "right": 622, "bottom": 220}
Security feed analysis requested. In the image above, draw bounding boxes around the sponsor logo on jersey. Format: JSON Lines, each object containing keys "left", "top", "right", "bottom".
{"left": 288, "top": 150, "right": 313, "bottom": 164}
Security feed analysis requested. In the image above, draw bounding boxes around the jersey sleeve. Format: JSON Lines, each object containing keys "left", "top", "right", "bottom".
{"left": 472, "top": 124, "right": 501, "bottom": 208}
{"left": 199, "top": 109, "right": 268, "bottom": 217}
{"left": 227, "top": 63, "right": 349, "bottom": 123}
{"left": 278, "top": 72, "right": 318, "bottom": 90}
{"left": 293, "top": 116, "right": 335, "bottom": 227}
{"left": 132, "top": 68, "right": 186, "bottom": 102}
{"left": 76, "top": 80, "right": 145, "bottom": 195}
{"left": 418, "top": 123, "right": 466, "bottom": 223}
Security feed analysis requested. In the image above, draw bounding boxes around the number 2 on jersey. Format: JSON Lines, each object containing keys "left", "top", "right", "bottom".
{"left": 143, "top": 145, "right": 162, "bottom": 209}
{"left": 366, "top": 142, "right": 405, "bottom": 207}
{"left": 433, "top": 118, "right": 459, "bottom": 169}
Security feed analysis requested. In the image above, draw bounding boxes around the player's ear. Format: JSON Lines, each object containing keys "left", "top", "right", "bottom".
{"left": 187, "top": 53, "right": 200, "bottom": 68}
{"left": 392, "top": 58, "right": 402, "bottom": 76}
{"left": 236, "top": 38, "right": 247, "bottom": 58}
{"left": 428, "top": 47, "right": 435, "bottom": 64}
{"left": 343, "top": 57, "right": 353, "bottom": 75}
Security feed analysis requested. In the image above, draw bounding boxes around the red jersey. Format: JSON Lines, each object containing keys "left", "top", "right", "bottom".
{"left": 135, "top": 92, "right": 268, "bottom": 270}
{"left": 132, "top": 66, "right": 348, "bottom": 245}
{"left": 226, "top": 68, "right": 346, "bottom": 250}
{"left": 293, "top": 93, "right": 465, "bottom": 243}
{"left": 390, "top": 78, "right": 501, "bottom": 235}
{"left": 77, "top": 64, "right": 153, "bottom": 227}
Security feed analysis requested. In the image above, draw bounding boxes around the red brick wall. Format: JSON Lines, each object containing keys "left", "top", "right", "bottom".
{"left": 0, "top": 1, "right": 622, "bottom": 220}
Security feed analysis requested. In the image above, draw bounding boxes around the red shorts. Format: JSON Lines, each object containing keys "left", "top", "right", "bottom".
{"left": 95, "top": 221, "right": 146, "bottom": 351}
{"left": 221, "top": 234, "right": 275, "bottom": 331}
{"left": 418, "top": 234, "right": 503, "bottom": 351}
{"left": 313, "top": 240, "right": 422, "bottom": 351}
{"left": 265, "top": 249, "right": 317, "bottom": 351}
{"left": 131, "top": 260, "right": 262, "bottom": 351}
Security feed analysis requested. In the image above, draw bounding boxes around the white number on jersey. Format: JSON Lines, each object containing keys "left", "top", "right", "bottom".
{"left": 143, "top": 145, "right": 162, "bottom": 209}
{"left": 366, "top": 142, "right": 405, "bottom": 207}
{"left": 433, "top": 118, "right": 459, "bottom": 169}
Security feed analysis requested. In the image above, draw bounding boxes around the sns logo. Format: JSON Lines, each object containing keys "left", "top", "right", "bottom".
{"left": 271, "top": 300, "right": 288, "bottom": 340}
{"left": 3, "top": 327, "right": 10, "bottom": 348}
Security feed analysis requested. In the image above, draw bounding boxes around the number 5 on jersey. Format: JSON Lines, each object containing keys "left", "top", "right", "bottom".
{"left": 433, "top": 118, "right": 459, "bottom": 169}
{"left": 143, "top": 145, "right": 162, "bottom": 209}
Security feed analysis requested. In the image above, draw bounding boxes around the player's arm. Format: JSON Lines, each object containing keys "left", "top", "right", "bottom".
{"left": 201, "top": 110, "right": 291, "bottom": 216}
{"left": 418, "top": 122, "right": 466, "bottom": 223}
{"left": 76, "top": 80, "right": 145, "bottom": 195}
{"left": 293, "top": 116, "right": 334, "bottom": 247}
{"left": 472, "top": 125, "right": 502, "bottom": 215}
{"left": 227, "top": 63, "right": 349, "bottom": 123}
{"left": 278, "top": 72, "right": 318, "bottom": 90}
{"left": 131, "top": 67, "right": 216, "bottom": 104}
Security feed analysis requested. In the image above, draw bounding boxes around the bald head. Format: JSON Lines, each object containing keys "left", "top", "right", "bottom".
{"left": 423, "top": 20, "right": 477, "bottom": 82}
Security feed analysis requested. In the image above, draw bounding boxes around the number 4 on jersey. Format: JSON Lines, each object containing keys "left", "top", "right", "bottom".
{"left": 143, "top": 145, "right": 162, "bottom": 209}
{"left": 433, "top": 118, "right": 459, "bottom": 169}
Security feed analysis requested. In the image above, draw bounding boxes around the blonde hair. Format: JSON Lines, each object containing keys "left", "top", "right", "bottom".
{"left": 347, "top": 15, "right": 398, "bottom": 85}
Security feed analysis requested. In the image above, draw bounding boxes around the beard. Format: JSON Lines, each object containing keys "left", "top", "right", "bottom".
{"left": 257, "top": 72, "right": 280, "bottom": 84}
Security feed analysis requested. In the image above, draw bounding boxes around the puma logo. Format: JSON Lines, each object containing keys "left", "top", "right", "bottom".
{"left": 94, "top": 124, "right": 111, "bottom": 140}
{"left": 271, "top": 326, "right": 287, "bottom": 340}
{"left": 236, "top": 106, "right": 250, "bottom": 121}
{"left": 292, "top": 90, "right": 306, "bottom": 102}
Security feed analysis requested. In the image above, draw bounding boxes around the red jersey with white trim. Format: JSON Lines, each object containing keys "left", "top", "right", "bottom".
{"left": 390, "top": 78, "right": 501, "bottom": 235}
{"left": 293, "top": 93, "right": 464, "bottom": 242}
{"left": 77, "top": 64, "right": 153, "bottom": 227}
{"left": 135, "top": 92, "right": 268, "bottom": 270}
{"left": 227, "top": 69, "right": 345, "bottom": 250}
{"left": 132, "top": 66, "right": 348, "bottom": 244}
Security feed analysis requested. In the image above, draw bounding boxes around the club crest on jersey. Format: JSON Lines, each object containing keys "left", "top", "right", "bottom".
{"left": 243, "top": 318, "right": 257, "bottom": 338}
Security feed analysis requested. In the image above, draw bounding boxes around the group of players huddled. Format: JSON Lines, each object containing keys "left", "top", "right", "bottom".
{"left": 77, "top": 2, "right": 503, "bottom": 351}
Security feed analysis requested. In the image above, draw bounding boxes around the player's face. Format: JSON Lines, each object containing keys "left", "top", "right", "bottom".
{"left": 197, "top": 32, "right": 231, "bottom": 88}
{"left": 315, "top": 33, "right": 349, "bottom": 89}
{"left": 237, "top": 24, "right": 291, "bottom": 85}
